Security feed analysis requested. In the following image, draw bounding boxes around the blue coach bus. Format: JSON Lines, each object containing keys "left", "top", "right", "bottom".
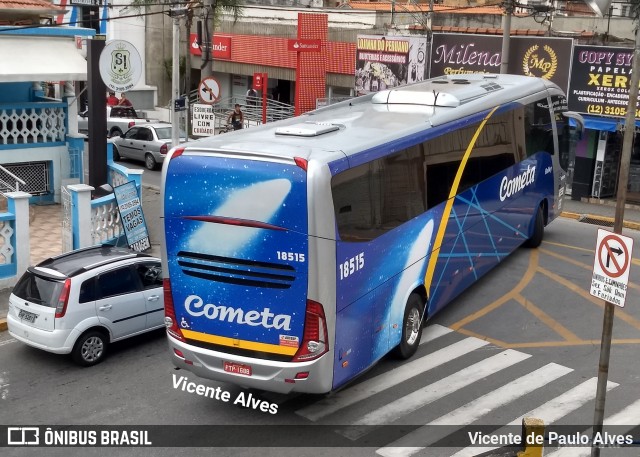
{"left": 161, "top": 74, "right": 578, "bottom": 394}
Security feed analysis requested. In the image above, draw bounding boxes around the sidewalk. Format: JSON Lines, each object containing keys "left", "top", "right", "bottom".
{"left": 0, "top": 185, "right": 162, "bottom": 332}
{"left": 562, "top": 197, "right": 640, "bottom": 230}
{"left": 0, "top": 192, "right": 639, "bottom": 332}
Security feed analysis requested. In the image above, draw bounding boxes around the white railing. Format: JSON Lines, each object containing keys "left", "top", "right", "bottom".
{"left": 65, "top": 144, "right": 144, "bottom": 250}
{"left": 0, "top": 103, "right": 66, "bottom": 146}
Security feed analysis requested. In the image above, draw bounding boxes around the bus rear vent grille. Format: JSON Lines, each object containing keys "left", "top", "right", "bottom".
{"left": 176, "top": 251, "right": 296, "bottom": 289}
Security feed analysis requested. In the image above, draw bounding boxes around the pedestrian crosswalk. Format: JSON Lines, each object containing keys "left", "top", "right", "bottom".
{"left": 292, "top": 324, "right": 637, "bottom": 456}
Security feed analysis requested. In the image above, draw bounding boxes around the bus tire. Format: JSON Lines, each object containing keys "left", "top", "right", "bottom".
{"left": 524, "top": 205, "right": 544, "bottom": 248}
{"left": 392, "top": 293, "right": 424, "bottom": 359}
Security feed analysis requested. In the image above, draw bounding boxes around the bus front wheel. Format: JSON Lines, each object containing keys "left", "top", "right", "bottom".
{"left": 524, "top": 205, "right": 544, "bottom": 248}
{"left": 393, "top": 293, "right": 424, "bottom": 359}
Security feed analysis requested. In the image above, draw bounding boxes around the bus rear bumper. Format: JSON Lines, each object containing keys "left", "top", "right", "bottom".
{"left": 167, "top": 335, "right": 334, "bottom": 394}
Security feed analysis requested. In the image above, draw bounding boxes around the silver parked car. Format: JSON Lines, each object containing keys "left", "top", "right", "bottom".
{"left": 7, "top": 245, "right": 164, "bottom": 366}
{"left": 111, "top": 123, "right": 186, "bottom": 170}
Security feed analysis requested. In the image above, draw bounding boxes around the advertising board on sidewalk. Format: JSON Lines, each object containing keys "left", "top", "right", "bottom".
{"left": 114, "top": 181, "right": 150, "bottom": 252}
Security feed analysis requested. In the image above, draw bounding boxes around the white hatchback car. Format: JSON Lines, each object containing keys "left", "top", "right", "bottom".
{"left": 7, "top": 245, "right": 164, "bottom": 366}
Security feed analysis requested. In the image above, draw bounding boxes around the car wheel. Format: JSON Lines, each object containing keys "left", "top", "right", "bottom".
{"left": 72, "top": 330, "right": 108, "bottom": 366}
{"left": 109, "top": 128, "right": 122, "bottom": 139}
{"left": 392, "top": 293, "right": 424, "bottom": 359}
{"left": 112, "top": 145, "right": 121, "bottom": 161}
{"left": 145, "top": 153, "right": 157, "bottom": 170}
{"left": 524, "top": 205, "right": 544, "bottom": 248}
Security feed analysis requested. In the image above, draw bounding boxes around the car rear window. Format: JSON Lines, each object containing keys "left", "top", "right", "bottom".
{"left": 155, "top": 127, "right": 171, "bottom": 140}
{"left": 13, "top": 271, "right": 63, "bottom": 308}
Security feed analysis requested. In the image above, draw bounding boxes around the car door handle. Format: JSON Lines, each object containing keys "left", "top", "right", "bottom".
{"left": 99, "top": 304, "right": 112, "bottom": 311}
{"left": 147, "top": 295, "right": 160, "bottom": 302}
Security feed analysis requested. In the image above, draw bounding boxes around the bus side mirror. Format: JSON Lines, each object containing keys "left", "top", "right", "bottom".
{"left": 563, "top": 111, "right": 584, "bottom": 140}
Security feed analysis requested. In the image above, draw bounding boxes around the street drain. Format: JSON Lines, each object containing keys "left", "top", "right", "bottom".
{"left": 577, "top": 215, "right": 614, "bottom": 227}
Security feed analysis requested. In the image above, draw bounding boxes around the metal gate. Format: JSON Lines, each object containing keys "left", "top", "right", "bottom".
{"left": 0, "top": 162, "right": 49, "bottom": 195}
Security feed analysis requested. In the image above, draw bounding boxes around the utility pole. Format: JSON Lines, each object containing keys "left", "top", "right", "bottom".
{"left": 87, "top": 35, "right": 107, "bottom": 189}
{"left": 171, "top": 8, "right": 184, "bottom": 148}
{"left": 590, "top": 27, "right": 640, "bottom": 457}
{"left": 185, "top": 9, "right": 192, "bottom": 137}
{"left": 201, "top": 0, "right": 215, "bottom": 79}
{"left": 426, "top": 0, "right": 434, "bottom": 80}
{"left": 500, "top": 0, "right": 514, "bottom": 74}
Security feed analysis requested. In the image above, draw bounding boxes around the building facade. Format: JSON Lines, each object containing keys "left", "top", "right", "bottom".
{"left": 0, "top": 0, "right": 94, "bottom": 203}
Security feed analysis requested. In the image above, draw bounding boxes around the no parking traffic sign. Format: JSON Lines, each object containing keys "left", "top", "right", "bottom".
{"left": 590, "top": 228, "right": 634, "bottom": 307}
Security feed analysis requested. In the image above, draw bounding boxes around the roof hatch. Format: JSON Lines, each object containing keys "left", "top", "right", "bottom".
{"left": 275, "top": 122, "right": 340, "bottom": 137}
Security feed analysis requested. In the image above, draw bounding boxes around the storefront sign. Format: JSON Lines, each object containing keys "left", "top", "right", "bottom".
{"left": 288, "top": 39, "right": 322, "bottom": 52}
{"left": 568, "top": 44, "right": 636, "bottom": 118}
{"left": 429, "top": 34, "right": 572, "bottom": 92}
{"left": 99, "top": 40, "right": 143, "bottom": 92}
{"left": 189, "top": 34, "right": 232, "bottom": 60}
{"left": 355, "top": 35, "right": 427, "bottom": 95}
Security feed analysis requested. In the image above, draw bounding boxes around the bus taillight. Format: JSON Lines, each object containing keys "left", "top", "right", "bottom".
{"left": 170, "top": 147, "right": 185, "bottom": 159}
{"left": 163, "top": 278, "right": 186, "bottom": 342}
{"left": 292, "top": 300, "right": 328, "bottom": 362}
{"left": 294, "top": 156, "right": 308, "bottom": 171}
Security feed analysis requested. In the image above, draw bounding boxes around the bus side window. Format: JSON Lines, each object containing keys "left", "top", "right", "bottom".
{"left": 332, "top": 145, "right": 426, "bottom": 241}
{"left": 424, "top": 110, "right": 517, "bottom": 209}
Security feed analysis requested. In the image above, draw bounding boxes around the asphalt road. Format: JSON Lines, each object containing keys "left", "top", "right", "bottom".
{"left": 1, "top": 216, "right": 638, "bottom": 457}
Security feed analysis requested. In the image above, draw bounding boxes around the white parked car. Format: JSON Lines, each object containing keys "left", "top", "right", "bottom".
{"left": 7, "top": 245, "right": 164, "bottom": 366}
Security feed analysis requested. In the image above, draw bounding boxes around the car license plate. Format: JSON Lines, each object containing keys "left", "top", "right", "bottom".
{"left": 18, "top": 309, "right": 38, "bottom": 323}
{"left": 223, "top": 361, "right": 252, "bottom": 377}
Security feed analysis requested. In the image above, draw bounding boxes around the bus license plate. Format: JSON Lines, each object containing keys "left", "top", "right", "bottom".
{"left": 223, "top": 361, "right": 252, "bottom": 377}
{"left": 18, "top": 309, "right": 37, "bottom": 323}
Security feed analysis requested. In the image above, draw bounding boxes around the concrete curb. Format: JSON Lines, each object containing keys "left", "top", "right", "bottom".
{"left": 560, "top": 211, "right": 640, "bottom": 231}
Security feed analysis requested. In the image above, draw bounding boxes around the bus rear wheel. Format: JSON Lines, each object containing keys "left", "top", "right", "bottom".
{"left": 393, "top": 293, "right": 424, "bottom": 359}
{"left": 524, "top": 205, "right": 544, "bottom": 248}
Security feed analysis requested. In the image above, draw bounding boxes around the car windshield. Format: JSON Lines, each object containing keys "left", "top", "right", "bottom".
{"left": 13, "top": 271, "right": 63, "bottom": 308}
{"left": 155, "top": 127, "right": 186, "bottom": 140}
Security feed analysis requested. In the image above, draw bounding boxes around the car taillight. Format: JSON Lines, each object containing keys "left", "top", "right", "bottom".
{"left": 55, "top": 278, "right": 71, "bottom": 318}
{"left": 128, "top": 121, "right": 135, "bottom": 128}
{"left": 160, "top": 143, "right": 168, "bottom": 155}
{"left": 292, "top": 300, "right": 328, "bottom": 362}
{"left": 164, "top": 278, "right": 185, "bottom": 342}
